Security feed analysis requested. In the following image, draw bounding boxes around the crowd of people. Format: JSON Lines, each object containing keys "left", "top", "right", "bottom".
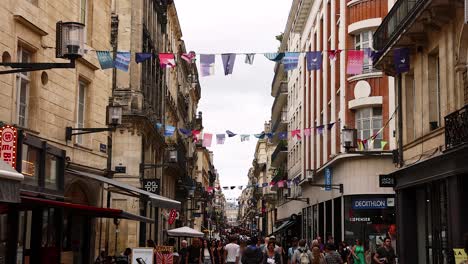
{"left": 176, "top": 235, "right": 396, "bottom": 264}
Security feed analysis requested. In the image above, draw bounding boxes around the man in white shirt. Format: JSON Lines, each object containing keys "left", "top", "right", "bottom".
{"left": 224, "top": 235, "right": 240, "bottom": 264}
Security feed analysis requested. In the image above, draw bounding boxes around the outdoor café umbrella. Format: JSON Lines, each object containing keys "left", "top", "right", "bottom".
{"left": 167, "top": 226, "right": 204, "bottom": 238}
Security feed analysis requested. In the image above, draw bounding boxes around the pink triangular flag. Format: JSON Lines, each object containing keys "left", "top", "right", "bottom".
{"left": 203, "top": 133, "right": 213, "bottom": 147}
{"left": 347, "top": 50, "right": 364, "bottom": 74}
{"left": 304, "top": 128, "right": 311, "bottom": 137}
{"left": 328, "top": 50, "right": 341, "bottom": 61}
{"left": 291, "top": 129, "right": 302, "bottom": 140}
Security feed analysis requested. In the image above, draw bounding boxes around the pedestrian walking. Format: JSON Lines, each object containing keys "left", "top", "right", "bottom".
{"left": 337, "top": 241, "right": 350, "bottom": 264}
{"left": 213, "top": 241, "right": 225, "bottom": 264}
{"left": 224, "top": 235, "right": 240, "bottom": 264}
{"left": 324, "top": 244, "right": 342, "bottom": 264}
{"left": 239, "top": 240, "right": 247, "bottom": 263}
{"left": 241, "top": 237, "right": 263, "bottom": 264}
{"left": 350, "top": 239, "right": 365, "bottom": 264}
{"left": 291, "top": 239, "right": 313, "bottom": 264}
{"left": 372, "top": 238, "right": 395, "bottom": 264}
{"left": 180, "top": 240, "right": 189, "bottom": 264}
{"left": 187, "top": 238, "right": 202, "bottom": 264}
{"left": 263, "top": 242, "right": 281, "bottom": 264}
{"left": 95, "top": 250, "right": 107, "bottom": 264}
{"left": 310, "top": 247, "right": 325, "bottom": 264}
{"left": 201, "top": 240, "right": 214, "bottom": 264}
{"left": 287, "top": 237, "right": 299, "bottom": 264}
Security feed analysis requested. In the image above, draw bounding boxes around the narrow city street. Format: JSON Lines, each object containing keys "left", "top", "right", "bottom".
{"left": 0, "top": 0, "right": 468, "bottom": 264}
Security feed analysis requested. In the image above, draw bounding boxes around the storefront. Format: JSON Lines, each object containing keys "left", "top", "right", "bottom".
{"left": 302, "top": 194, "right": 395, "bottom": 251}
{"left": 0, "top": 131, "right": 180, "bottom": 264}
{"left": 388, "top": 145, "right": 468, "bottom": 264}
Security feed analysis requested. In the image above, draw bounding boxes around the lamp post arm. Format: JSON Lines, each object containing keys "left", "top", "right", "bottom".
{"left": 0, "top": 60, "right": 76, "bottom": 75}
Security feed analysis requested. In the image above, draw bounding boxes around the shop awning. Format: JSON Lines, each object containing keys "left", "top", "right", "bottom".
{"left": 0, "top": 160, "right": 24, "bottom": 203}
{"left": 21, "top": 196, "right": 154, "bottom": 223}
{"left": 66, "top": 169, "right": 180, "bottom": 209}
{"left": 272, "top": 220, "right": 295, "bottom": 234}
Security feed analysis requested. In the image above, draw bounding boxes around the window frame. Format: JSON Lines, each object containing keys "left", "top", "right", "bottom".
{"left": 16, "top": 46, "right": 32, "bottom": 128}
{"left": 354, "top": 31, "right": 373, "bottom": 73}
{"left": 76, "top": 80, "right": 87, "bottom": 145}
{"left": 355, "top": 107, "right": 383, "bottom": 150}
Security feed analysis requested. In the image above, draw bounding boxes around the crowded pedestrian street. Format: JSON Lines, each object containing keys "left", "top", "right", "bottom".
{"left": 1, "top": 0, "right": 468, "bottom": 263}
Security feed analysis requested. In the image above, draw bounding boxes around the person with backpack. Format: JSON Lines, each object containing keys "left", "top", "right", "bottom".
{"left": 287, "top": 237, "right": 299, "bottom": 264}
{"left": 291, "top": 239, "right": 313, "bottom": 264}
{"left": 241, "top": 237, "right": 263, "bottom": 264}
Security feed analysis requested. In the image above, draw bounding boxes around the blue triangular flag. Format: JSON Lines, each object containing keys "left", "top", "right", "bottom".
{"left": 265, "top": 133, "right": 273, "bottom": 139}
{"left": 221, "top": 54, "right": 236, "bottom": 75}
{"left": 226, "top": 130, "right": 237, "bottom": 137}
{"left": 278, "top": 132, "right": 288, "bottom": 140}
{"left": 306, "top": 51, "right": 322, "bottom": 71}
{"left": 282, "top": 52, "right": 300, "bottom": 71}
{"left": 155, "top": 123, "right": 163, "bottom": 129}
{"left": 254, "top": 132, "right": 265, "bottom": 139}
{"left": 164, "top": 125, "right": 176, "bottom": 136}
{"left": 136, "top": 53, "right": 152, "bottom": 63}
{"left": 394, "top": 48, "right": 410, "bottom": 74}
{"left": 179, "top": 128, "right": 192, "bottom": 136}
{"left": 264, "top": 53, "right": 285, "bottom": 62}
{"left": 96, "top": 51, "right": 114, "bottom": 69}
{"left": 114, "top": 51, "right": 131, "bottom": 72}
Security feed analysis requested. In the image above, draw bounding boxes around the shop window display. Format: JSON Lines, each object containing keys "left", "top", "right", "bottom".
{"left": 344, "top": 195, "right": 396, "bottom": 253}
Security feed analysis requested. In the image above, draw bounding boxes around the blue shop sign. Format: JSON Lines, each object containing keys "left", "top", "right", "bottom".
{"left": 324, "top": 167, "right": 332, "bottom": 191}
{"left": 352, "top": 198, "right": 387, "bottom": 210}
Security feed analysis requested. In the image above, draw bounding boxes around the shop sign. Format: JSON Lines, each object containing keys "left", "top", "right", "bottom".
{"left": 0, "top": 125, "right": 18, "bottom": 168}
{"left": 379, "top": 174, "right": 395, "bottom": 187}
{"left": 168, "top": 209, "right": 178, "bottom": 225}
{"left": 352, "top": 198, "right": 387, "bottom": 210}
{"left": 324, "top": 167, "right": 332, "bottom": 191}
{"left": 349, "top": 217, "right": 371, "bottom": 222}
{"left": 143, "top": 179, "right": 160, "bottom": 194}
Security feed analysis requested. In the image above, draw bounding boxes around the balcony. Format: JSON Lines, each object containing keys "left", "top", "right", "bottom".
{"left": 445, "top": 105, "right": 468, "bottom": 151}
{"left": 271, "top": 141, "right": 287, "bottom": 167}
{"left": 271, "top": 82, "right": 288, "bottom": 114}
{"left": 373, "top": 0, "right": 427, "bottom": 52}
{"left": 271, "top": 166, "right": 287, "bottom": 183}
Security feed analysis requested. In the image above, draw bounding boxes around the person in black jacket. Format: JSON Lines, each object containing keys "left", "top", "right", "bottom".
{"left": 242, "top": 237, "right": 263, "bottom": 264}
{"left": 263, "top": 242, "right": 281, "bottom": 264}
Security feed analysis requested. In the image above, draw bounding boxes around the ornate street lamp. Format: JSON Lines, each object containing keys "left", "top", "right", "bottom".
{"left": 341, "top": 128, "right": 358, "bottom": 152}
{"left": 0, "top": 21, "right": 85, "bottom": 74}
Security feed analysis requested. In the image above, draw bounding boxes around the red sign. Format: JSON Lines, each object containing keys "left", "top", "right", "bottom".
{"left": 0, "top": 125, "right": 18, "bottom": 169}
{"left": 168, "top": 209, "right": 178, "bottom": 225}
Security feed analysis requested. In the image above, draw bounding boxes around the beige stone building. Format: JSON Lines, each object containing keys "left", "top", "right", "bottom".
{"left": 374, "top": 0, "right": 468, "bottom": 262}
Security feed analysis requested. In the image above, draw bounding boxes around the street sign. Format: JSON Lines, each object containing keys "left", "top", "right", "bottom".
{"left": 324, "top": 167, "right": 332, "bottom": 191}
{"left": 143, "top": 179, "right": 160, "bottom": 194}
{"left": 115, "top": 166, "right": 126, "bottom": 173}
{"left": 99, "top": 143, "right": 107, "bottom": 153}
{"left": 379, "top": 174, "right": 395, "bottom": 187}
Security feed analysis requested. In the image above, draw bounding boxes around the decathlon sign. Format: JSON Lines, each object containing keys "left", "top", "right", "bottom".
{"left": 352, "top": 198, "right": 387, "bottom": 210}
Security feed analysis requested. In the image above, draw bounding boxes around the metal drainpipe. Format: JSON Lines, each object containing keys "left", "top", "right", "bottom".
{"left": 397, "top": 74, "right": 404, "bottom": 167}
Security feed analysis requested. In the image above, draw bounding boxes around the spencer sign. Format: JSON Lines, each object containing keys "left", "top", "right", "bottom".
{"left": 352, "top": 198, "right": 387, "bottom": 210}
{"left": 0, "top": 125, "right": 18, "bottom": 168}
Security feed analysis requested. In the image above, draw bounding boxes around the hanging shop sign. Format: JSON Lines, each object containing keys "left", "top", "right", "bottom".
{"left": 379, "top": 174, "right": 395, "bottom": 187}
{"left": 352, "top": 198, "right": 387, "bottom": 210}
{"left": 0, "top": 125, "right": 18, "bottom": 168}
{"left": 143, "top": 179, "right": 160, "bottom": 194}
{"left": 324, "top": 167, "right": 332, "bottom": 191}
{"left": 168, "top": 209, "right": 178, "bottom": 225}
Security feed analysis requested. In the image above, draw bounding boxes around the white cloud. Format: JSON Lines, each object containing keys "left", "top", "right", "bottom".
{"left": 175, "top": 0, "right": 290, "bottom": 198}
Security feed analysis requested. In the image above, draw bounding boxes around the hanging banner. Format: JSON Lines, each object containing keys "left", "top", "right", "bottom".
{"left": 394, "top": 48, "right": 410, "bottom": 74}
{"left": 200, "top": 54, "right": 215, "bottom": 76}
{"left": 221, "top": 53, "right": 236, "bottom": 75}
{"left": 159, "top": 53, "right": 176, "bottom": 68}
{"left": 136, "top": 53, "right": 153, "bottom": 64}
{"left": 306, "top": 51, "right": 322, "bottom": 71}
{"left": 115, "top": 51, "right": 131, "bottom": 72}
{"left": 347, "top": 50, "right": 364, "bottom": 74}
{"left": 324, "top": 167, "right": 332, "bottom": 191}
{"left": 168, "top": 209, "right": 178, "bottom": 225}
{"left": 96, "top": 51, "right": 114, "bottom": 69}
{"left": 245, "top": 53, "right": 255, "bottom": 65}
{"left": 0, "top": 125, "right": 18, "bottom": 169}
{"left": 282, "top": 52, "right": 300, "bottom": 71}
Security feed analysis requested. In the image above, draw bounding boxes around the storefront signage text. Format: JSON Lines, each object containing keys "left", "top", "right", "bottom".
{"left": 379, "top": 174, "right": 395, "bottom": 187}
{"left": 0, "top": 125, "right": 18, "bottom": 168}
{"left": 143, "top": 179, "right": 160, "bottom": 194}
{"left": 349, "top": 217, "right": 371, "bottom": 222}
{"left": 352, "top": 198, "right": 387, "bottom": 209}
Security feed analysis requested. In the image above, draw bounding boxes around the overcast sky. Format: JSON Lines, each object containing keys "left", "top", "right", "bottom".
{"left": 176, "top": 0, "right": 291, "bottom": 200}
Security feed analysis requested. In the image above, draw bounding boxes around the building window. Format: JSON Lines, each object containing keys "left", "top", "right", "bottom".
{"left": 355, "top": 107, "right": 383, "bottom": 149}
{"left": 76, "top": 81, "right": 86, "bottom": 144}
{"left": 80, "top": 0, "right": 87, "bottom": 24}
{"left": 21, "top": 144, "right": 41, "bottom": 185}
{"left": 16, "top": 46, "right": 31, "bottom": 128}
{"left": 354, "top": 31, "right": 373, "bottom": 73}
{"left": 428, "top": 51, "right": 440, "bottom": 130}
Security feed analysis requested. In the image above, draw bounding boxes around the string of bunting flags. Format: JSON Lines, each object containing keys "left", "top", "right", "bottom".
{"left": 206, "top": 177, "right": 304, "bottom": 193}
{"left": 156, "top": 105, "right": 395, "bottom": 150}
{"left": 92, "top": 47, "right": 410, "bottom": 75}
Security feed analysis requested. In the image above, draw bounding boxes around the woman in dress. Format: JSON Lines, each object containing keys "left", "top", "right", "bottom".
{"left": 200, "top": 240, "right": 214, "bottom": 264}
{"left": 351, "top": 239, "right": 365, "bottom": 264}
{"left": 263, "top": 242, "right": 281, "bottom": 264}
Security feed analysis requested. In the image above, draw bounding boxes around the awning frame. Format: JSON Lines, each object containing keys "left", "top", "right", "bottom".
{"left": 67, "top": 169, "right": 180, "bottom": 209}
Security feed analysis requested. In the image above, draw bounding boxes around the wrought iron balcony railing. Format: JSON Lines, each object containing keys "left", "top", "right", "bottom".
{"left": 373, "top": 0, "right": 427, "bottom": 52}
{"left": 445, "top": 104, "right": 468, "bottom": 150}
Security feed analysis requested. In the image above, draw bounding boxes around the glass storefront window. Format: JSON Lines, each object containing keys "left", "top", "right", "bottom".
{"left": 344, "top": 196, "right": 396, "bottom": 253}
{"left": 45, "top": 154, "right": 59, "bottom": 190}
{"left": 21, "top": 145, "right": 41, "bottom": 185}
